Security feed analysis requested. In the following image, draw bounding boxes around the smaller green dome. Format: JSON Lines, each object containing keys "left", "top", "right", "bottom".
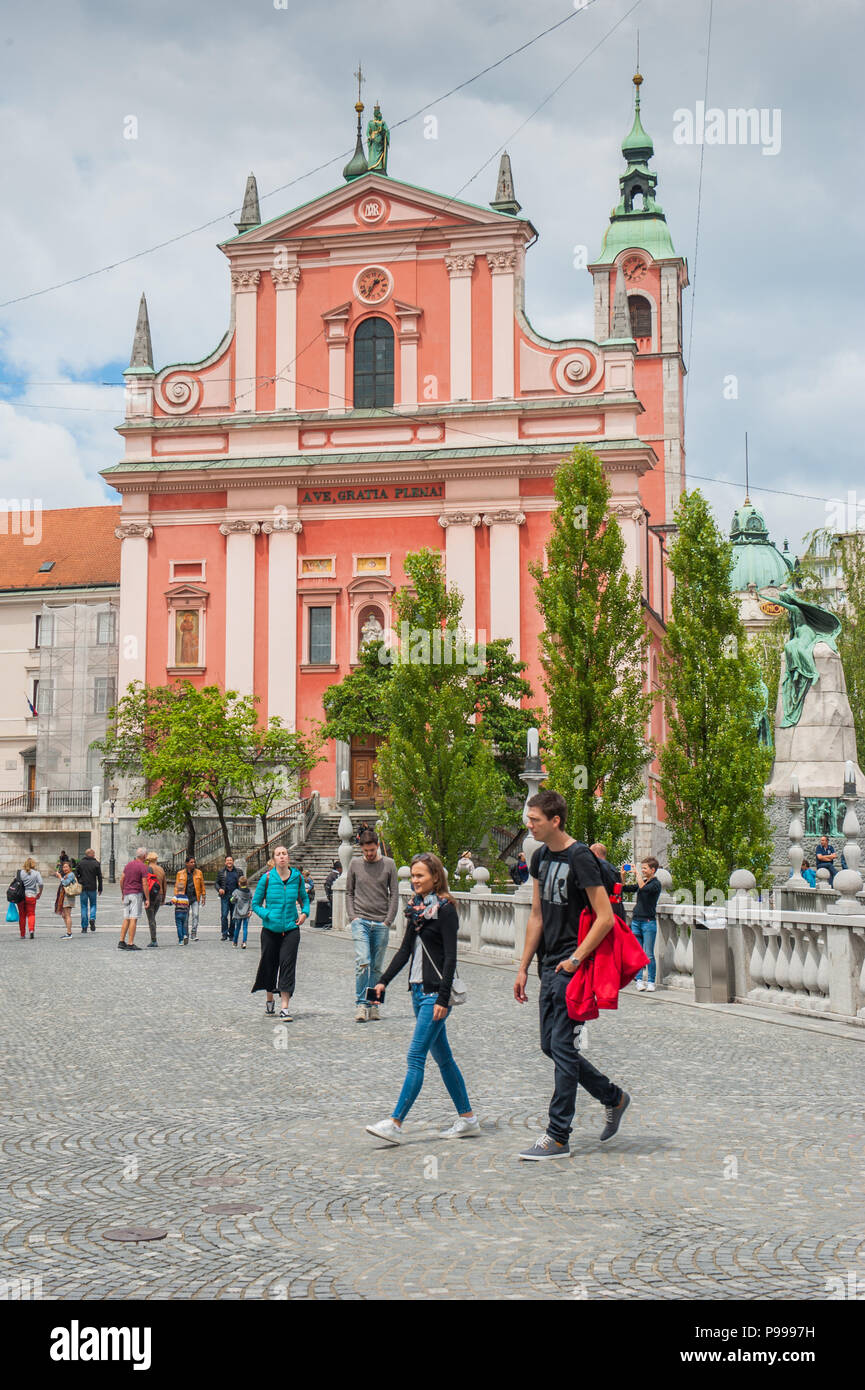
{"left": 729, "top": 500, "right": 794, "bottom": 591}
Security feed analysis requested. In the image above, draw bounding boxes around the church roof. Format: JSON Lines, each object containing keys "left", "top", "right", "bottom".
{"left": 729, "top": 499, "right": 794, "bottom": 591}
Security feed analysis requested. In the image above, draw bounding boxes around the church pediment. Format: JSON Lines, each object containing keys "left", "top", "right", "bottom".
{"left": 222, "top": 174, "right": 530, "bottom": 250}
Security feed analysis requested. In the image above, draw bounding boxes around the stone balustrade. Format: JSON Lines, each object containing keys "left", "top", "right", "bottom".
{"left": 330, "top": 861, "right": 865, "bottom": 1024}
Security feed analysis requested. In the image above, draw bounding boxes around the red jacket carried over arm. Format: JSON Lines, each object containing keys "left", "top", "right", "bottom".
{"left": 565, "top": 908, "right": 650, "bottom": 1022}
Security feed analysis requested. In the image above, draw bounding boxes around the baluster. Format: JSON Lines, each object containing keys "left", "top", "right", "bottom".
{"left": 748, "top": 926, "right": 764, "bottom": 996}
{"left": 787, "top": 928, "right": 805, "bottom": 997}
{"left": 673, "top": 923, "right": 688, "bottom": 978}
{"left": 775, "top": 929, "right": 792, "bottom": 1000}
{"left": 816, "top": 936, "right": 831, "bottom": 1002}
{"left": 684, "top": 925, "right": 694, "bottom": 980}
{"left": 802, "top": 932, "right": 821, "bottom": 997}
{"left": 763, "top": 933, "right": 780, "bottom": 998}
{"left": 857, "top": 936, "right": 865, "bottom": 1018}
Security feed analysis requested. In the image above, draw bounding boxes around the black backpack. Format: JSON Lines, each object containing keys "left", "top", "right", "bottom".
{"left": 7, "top": 870, "right": 25, "bottom": 904}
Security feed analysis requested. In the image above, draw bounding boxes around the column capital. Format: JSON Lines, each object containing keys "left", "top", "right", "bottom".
{"left": 115, "top": 522, "right": 153, "bottom": 541}
{"left": 485, "top": 250, "right": 517, "bottom": 274}
{"left": 231, "top": 269, "right": 261, "bottom": 292}
{"left": 438, "top": 511, "right": 482, "bottom": 529}
{"left": 271, "top": 267, "right": 301, "bottom": 289}
{"left": 444, "top": 253, "right": 476, "bottom": 278}
{"left": 219, "top": 519, "right": 261, "bottom": 536}
{"left": 262, "top": 517, "right": 303, "bottom": 535}
{"left": 482, "top": 509, "right": 526, "bottom": 527}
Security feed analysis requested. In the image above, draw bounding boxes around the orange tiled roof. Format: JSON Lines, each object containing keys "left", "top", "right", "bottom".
{"left": 0, "top": 506, "right": 121, "bottom": 592}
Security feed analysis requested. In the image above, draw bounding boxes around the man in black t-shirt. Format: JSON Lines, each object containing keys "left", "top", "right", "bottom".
{"left": 514, "top": 791, "right": 630, "bottom": 1160}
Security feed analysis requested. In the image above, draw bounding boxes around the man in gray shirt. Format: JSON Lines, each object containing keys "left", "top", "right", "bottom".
{"left": 347, "top": 830, "right": 398, "bottom": 1022}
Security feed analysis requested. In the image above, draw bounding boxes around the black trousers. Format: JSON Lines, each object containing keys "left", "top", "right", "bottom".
{"left": 251, "top": 927, "right": 300, "bottom": 996}
{"left": 539, "top": 965, "right": 621, "bottom": 1144}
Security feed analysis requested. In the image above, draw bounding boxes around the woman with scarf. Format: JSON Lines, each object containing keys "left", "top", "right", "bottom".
{"left": 365, "top": 852, "right": 478, "bottom": 1145}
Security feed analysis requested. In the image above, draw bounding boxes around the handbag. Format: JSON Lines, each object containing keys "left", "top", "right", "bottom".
{"left": 7, "top": 870, "right": 25, "bottom": 904}
{"left": 418, "top": 934, "right": 467, "bottom": 1007}
{"left": 6, "top": 901, "right": 20, "bottom": 922}
{"left": 64, "top": 879, "right": 82, "bottom": 897}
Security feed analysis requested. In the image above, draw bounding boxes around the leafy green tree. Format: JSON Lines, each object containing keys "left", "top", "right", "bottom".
{"left": 96, "top": 683, "right": 316, "bottom": 857}
{"left": 529, "top": 444, "right": 652, "bottom": 858}
{"left": 658, "top": 491, "right": 773, "bottom": 888}
{"left": 371, "top": 549, "right": 507, "bottom": 872}
{"left": 319, "top": 640, "right": 390, "bottom": 744}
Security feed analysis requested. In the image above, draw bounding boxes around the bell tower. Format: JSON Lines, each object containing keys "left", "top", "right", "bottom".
{"left": 589, "top": 72, "right": 689, "bottom": 525}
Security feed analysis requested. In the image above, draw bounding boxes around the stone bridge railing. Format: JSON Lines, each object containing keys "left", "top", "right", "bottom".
{"left": 330, "top": 865, "right": 865, "bottom": 1025}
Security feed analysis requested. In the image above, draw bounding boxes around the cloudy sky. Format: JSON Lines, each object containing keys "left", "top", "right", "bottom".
{"left": 0, "top": 0, "right": 860, "bottom": 551}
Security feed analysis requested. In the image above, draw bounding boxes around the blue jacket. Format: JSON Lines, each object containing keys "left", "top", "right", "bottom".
{"left": 252, "top": 868, "right": 309, "bottom": 933}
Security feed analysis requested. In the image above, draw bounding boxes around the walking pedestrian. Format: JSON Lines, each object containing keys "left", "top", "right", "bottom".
{"left": 174, "top": 856, "right": 205, "bottom": 942}
{"left": 75, "top": 848, "right": 102, "bottom": 932}
{"left": 143, "top": 852, "right": 166, "bottom": 948}
{"left": 170, "top": 889, "right": 190, "bottom": 944}
{"left": 250, "top": 846, "right": 309, "bottom": 1020}
{"left": 366, "top": 852, "right": 478, "bottom": 1144}
{"left": 514, "top": 791, "right": 630, "bottom": 1160}
{"left": 16, "top": 858, "right": 43, "bottom": 938}
{"left": 119, "top": 849, "right": 150, "bottom": 951}
{"left": 231, "top": 875, "right": 253, "bottom": 948}
{"left": 347, "top": 830, "right": 398, "bottom": 1022}
{"left": 217, "top": 855, "right": 241, "bottom": 940}
{"left": 55, "top": 860, "right": 77, "bottom": 938}
{"left": 621, "top": 857, "right": 662, "bottom": 991}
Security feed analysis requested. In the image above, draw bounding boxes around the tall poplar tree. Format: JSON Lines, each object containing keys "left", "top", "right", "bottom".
{"left": 530, "top": 444, "right": 651, "bottom": 856}
{"left": 658, "top": 490, "right": 773, "bottom": 888}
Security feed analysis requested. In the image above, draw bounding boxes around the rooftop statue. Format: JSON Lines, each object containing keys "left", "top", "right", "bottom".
{"left": 367, "top": 103, "right": 390, "bottom": 175}
{"left": 760, "top": 587, "right": 842, "bottom": 728}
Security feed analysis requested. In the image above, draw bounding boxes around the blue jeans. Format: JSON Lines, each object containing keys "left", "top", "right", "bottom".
{"left": 174, "top": 908, "right": 189, "bottom": 942}
{"left": 220, "top": 894, "right": 233, "bottom": 937}
{"left": 233, "top": 915, "right": 249, "bottom": 945}
{"left": 631, "top": 918, "right": 657, "bottom": 983}
{"left": 392, "top": 984, "right": 472, "bottom": 1124}
{"left": 351, "top": 917, "right": 390, "bottom": 1006}
{"left": 79, "top": 890, "right": 97, "bottom": 928}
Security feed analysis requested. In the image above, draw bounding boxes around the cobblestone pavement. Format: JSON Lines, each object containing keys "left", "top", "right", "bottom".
{"left": 2, "top": 907, "right": 864, "bottom": 1301}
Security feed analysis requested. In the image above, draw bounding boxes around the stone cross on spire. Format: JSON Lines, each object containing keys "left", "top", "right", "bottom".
{"left": 344, "top": 62, "right": 369, "bottom": 181}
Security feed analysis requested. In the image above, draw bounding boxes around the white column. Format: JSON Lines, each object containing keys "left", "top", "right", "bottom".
{"left": 438, "top": 513, "right": 480, "bottom": 636}
{"left": 484, "top": 510, "right": 525, "bottom": 656}
{"left": 486, "top": 251, "right": 516, "bottom": 398}
{"left": 232, "top": 269, "right": 260, "bottom": 413}
{"left": 264, "top": 520, "right": 301, "bottom": 727}
{"left": 445, "top": 254, "right": 475, "bottom": 401}
{"left": 115, "top": 523, "right": 152, "bottom": 692}
{"left": 221, "top": 521, "right": 260, "bottom": 694}
{"left": 272, "top": 267, "right": 300, "bottom": 411}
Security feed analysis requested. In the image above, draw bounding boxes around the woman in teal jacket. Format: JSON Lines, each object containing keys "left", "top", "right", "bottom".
{"left": 251, "top": 845, "right": 310, "bottom": 1020}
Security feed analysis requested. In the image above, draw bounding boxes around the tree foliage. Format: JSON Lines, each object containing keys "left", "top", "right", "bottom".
{"left": 658, "top": 491, "right": 773, "bottom": 888}
{"left": 529, "top": 444, "right": 652, "bottom": 858}
{"left": 96, "top": 682, "right": 317, "bottom": 856}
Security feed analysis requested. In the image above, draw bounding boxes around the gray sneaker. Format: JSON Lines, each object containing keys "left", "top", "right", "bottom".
{"left": 355, "top": 1004, "right": 369, "bottom": 1023}
{"left": 600, "top": 1091, "right": 630, "bottom": 1142}
{"left": 518, "top": 1133, "right": 571, "bottom": 1161}
{"left": 368, "top": 1004, "right": 380, "bottom": 1021}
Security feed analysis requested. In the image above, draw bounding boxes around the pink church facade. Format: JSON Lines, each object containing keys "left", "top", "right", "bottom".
{"left": 105, "top": 79, "right": 686, "bottom": 842}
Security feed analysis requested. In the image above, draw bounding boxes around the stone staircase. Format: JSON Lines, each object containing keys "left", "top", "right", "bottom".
{"left": 289, "top": 810, "right": 381, "bottom": 890}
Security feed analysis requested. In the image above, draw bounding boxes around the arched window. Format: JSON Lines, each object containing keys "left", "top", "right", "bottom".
{"left": 353, "top": 317, "right": 394, "bottom": 408}
{"left": 628, "top": 295, "right": 652, "bottom": 340}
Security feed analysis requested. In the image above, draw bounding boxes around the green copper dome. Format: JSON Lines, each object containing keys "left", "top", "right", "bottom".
{"left": 594, "top": 73, "right": 678, "bottom": 265}
{"left": 729, "top": 500, "right": 794, "bottom": 591}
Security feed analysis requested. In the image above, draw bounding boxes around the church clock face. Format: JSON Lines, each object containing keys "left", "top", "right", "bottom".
{"left": 355, "top": 266, "right": 392, "bottom": 304}
{"left": 622, "top": 255, "right": 647, "bottom": 284}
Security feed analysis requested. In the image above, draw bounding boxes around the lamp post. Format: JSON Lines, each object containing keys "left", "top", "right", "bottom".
{"left": 108, "top": 783, "right": 118, "bottom": 884}
{"left": 515, "top": 728, "right": 545, "bottom": 900}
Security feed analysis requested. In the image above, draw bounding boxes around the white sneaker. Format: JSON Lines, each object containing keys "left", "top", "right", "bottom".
{"left": 355, "top": 1005, "right": 369, "bottom": 1022}
{"left": 368, "top": 1004, "right": 380, "bottom": 1021}
{"left": 365, "top": 1118, "right": 402, "bottom": 1145}
{"left": 646, "top": 982, "right": 656, "bottom": 992}
{"left": 635, "top": 980, "right": 646, "bottom": 992}
{"left": 439, "top": 1115, "right": 481, "bottom": 1139}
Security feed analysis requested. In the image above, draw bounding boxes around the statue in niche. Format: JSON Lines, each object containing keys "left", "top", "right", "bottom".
{"left": 360, "top": 613, "right": 384, "bottom": 647}
{"left": 175, "top": 610, "right": 199, "bottom": 666}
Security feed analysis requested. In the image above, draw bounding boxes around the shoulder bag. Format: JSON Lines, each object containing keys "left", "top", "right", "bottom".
{"left": 418, "top": 932, "right": 467, "bottom": 1007}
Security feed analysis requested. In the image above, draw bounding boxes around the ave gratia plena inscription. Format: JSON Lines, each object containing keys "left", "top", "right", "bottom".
{"left": 300, "top": 483, "right": 444, "bottom": 504}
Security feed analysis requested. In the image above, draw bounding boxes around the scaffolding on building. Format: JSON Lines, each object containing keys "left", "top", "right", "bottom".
{"left": 34, "top": 600, "right": 119, "bottom": 794}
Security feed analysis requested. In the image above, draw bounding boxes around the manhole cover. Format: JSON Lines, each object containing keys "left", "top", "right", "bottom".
{"left": 191, "top": 1176, "right": 246, "bottom": 1188}
{"left": 103, "top": 1227, "right": 168, "bottom": 1243}
{"left": 203, "top": 1203, "right": 262, "bottom": 1216}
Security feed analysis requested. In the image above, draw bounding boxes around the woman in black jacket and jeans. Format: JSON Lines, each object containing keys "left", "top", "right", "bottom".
{"left": 366, "top": 853, "right": 479, "bottom": 1145}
